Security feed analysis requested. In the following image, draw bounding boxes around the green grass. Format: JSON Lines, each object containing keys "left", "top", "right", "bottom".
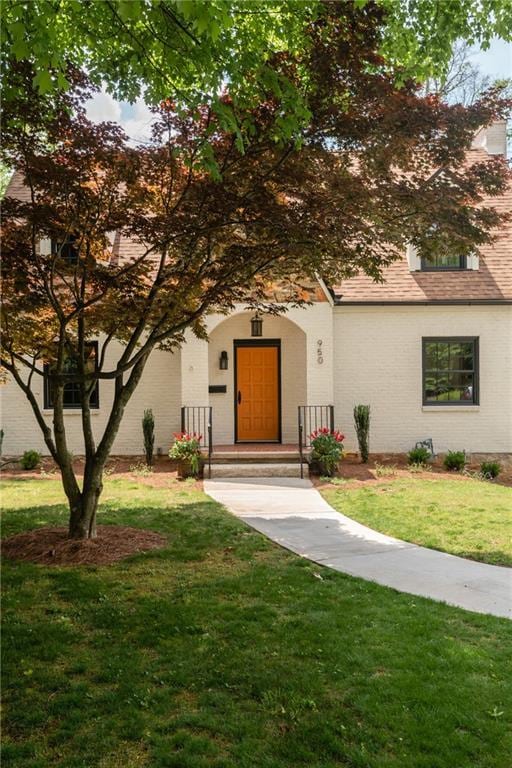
{"left": 2, "top": 477, "right": 512, "bottom": 768}
{"left": 322, "top": 477, "right": 512, "bottom": 567}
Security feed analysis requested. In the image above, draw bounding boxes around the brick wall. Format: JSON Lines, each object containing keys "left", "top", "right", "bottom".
{"left": 4, "top": 301, "right": 509, "bottom": 457}
{"left": 333, "top": 305, "right": 512, "bottom": 454}
{"left": 1, "top": 339, "right": 182, "bottom": 456}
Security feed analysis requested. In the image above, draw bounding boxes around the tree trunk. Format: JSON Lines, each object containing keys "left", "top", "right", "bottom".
{"left": 67, "top": 475, "right": 103, "bottom": 539}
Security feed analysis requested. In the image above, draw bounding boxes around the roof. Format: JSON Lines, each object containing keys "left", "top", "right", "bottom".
{"left": 5, "top": 144, "right": 512, "bottom": 305}
{"left": 330, "top": 149, "right": 512, "bottom": 305}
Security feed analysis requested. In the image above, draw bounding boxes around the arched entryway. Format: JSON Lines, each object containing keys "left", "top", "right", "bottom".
{"left": 208, "top": 312, "right": 307, "bottom": 445}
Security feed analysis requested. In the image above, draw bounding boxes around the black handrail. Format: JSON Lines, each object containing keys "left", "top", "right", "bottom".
{"left": 180, "top": 406, "right": 213, "bottom": 478}
{"left": 298, "top": 405, "right": 335, "bottom": 479}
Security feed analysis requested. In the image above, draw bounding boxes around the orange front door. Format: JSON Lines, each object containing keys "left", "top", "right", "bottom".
{"left": 236, "top": 345, "right": 279, "bottom": 442}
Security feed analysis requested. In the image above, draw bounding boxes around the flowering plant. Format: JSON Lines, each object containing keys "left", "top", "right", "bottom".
{"left": 169, "top": 432, "right": 203, "bottom": 476}
{"left": 310, "top": 428, "right": 345, "bottom": 477}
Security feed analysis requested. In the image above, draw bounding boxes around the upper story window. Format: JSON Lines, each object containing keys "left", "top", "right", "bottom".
{"left": 407, "top": 244, "right": 478, "bottom": 272}
{"left": 51, "top": 235, "right": 79, "bottom": 264}
{"left": 44, "top": 342, "right": 99, "bottom": 409}
{"left": 421, "top": 253, "right": 467, "bottom": 271}
{"left": 422, "top": 337, "right": 479, "bottom": 406}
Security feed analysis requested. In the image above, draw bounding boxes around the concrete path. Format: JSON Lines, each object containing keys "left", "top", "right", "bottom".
{"left": 204, "top": 477, "right": 512, "bottom": 620}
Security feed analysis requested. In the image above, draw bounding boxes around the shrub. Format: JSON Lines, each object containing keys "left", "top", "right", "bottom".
{"left": 480, "top": 460, "right": 501, "bottom": 480}
{"left": 310, "top": 428, "right": 344, "bottom": 477}
{"left": 407, "top": 446, "right": 431, "bottom": 465}
{"left": 169, "top": 432, "right": 202, "bottom": 477}
{"left": 142, "top": 409, "right": 155, "bottom": 466}
{"left": 20, "top": 449, "right": 41, "bottom": 470}
{"left": 443, "top": 450, "right": 466, "bottom": 472}
{"left": 353, "top": 404, "right": 370, "bottom": 463}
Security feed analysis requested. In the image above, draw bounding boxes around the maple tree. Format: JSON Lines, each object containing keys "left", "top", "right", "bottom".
{"left": 2, "top": 0, "right": 512, "bottom": 143}
{"left": 1, "top": 3, "right": 510, "bottom": 539}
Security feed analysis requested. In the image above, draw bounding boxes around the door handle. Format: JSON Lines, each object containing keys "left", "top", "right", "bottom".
{"left": 237, "top": 390, "right": 242, "bottom": 405}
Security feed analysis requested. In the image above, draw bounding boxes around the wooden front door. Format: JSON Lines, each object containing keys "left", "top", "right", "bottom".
{"left": 235, "top": 344, "right": 280, "bottom": 442}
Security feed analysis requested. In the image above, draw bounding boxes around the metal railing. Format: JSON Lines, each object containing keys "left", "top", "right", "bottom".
{"left": 180, "top": 406, "right": 213, "bottom": 478}
{"left": 298, "top": 405, "right": 335, "bottom": 479}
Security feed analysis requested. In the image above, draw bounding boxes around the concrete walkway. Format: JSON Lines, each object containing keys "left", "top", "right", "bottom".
{"left": 204, "top": 477, "right": 512, "bottom": 620}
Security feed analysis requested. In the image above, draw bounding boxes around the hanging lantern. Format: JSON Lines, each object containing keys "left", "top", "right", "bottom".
{"left": 219, "top": 350, "right": 228, "bottom": 370}
{"left": 251, "top": 314, "right": 263, "bottom": 337}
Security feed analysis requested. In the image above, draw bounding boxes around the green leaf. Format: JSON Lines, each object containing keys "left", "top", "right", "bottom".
{"left": 33, "top": 70, "right": 53, "bottom": 94}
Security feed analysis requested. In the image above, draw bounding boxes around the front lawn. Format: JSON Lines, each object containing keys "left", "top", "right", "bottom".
{"left": 2, "top": 477, "right": 512, "bottom": 768}
{"left": 322, "top": 476, "right": 512, "bottom": 567}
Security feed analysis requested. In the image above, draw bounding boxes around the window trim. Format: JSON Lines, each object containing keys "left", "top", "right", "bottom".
{"left": 44, "top": 341, "right": 99, "bottom": 409}
{"left": 422, "top": 336, "right": 479, "bottom": 407}
{"left": 51, "top": 235, "right": 79, "bottom": 264}
{"left": 420, "top": 254, "right": 467, "bottom": 271}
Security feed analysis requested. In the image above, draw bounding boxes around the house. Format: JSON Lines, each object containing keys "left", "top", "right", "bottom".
{"left": 2, "top": 122, "right": 511, "bottom": 464}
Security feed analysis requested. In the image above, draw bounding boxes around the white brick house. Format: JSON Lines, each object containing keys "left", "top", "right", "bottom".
{"left": 2, "top": 124, "right": 511, "bottom": 459}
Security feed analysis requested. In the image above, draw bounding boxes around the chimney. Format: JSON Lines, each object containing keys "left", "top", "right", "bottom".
{"left": 472, "top": 119, "right": 507, "bottom": 156}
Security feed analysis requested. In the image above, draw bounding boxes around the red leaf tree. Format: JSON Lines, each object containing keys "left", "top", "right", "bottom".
{"left": 2, "top": 4, "right": 510, "bottom": 538}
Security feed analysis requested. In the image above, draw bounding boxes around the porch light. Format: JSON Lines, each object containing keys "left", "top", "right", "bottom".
{"left": 219, "top": 350, "right": 229, "bottom": 370}
{"left": 251, "top": 314, "right": 263, "bottom": 337}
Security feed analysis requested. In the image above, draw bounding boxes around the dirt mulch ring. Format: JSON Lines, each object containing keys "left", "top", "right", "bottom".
{"left": 2, "top": 525, "right": 168, "bottom": 566}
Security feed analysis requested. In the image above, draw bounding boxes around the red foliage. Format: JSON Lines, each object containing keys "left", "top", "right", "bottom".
{"left": 311, "top": 428, "right": 345, "bottom": 444}
{"left": 172, "top": 432, "right": 202, "bottom": 443}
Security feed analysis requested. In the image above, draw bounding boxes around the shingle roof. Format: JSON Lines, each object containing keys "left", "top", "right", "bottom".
{"left": 330, "top": 150, "right": 512, "bottom": 304}
{"left": 6, "top": 145, "right": 512, "bottom": 304}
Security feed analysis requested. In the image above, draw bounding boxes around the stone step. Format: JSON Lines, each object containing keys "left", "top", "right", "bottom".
{"left": 211, "top": 451, "right": 302, "bottom": 464}
{"left": 209, "top": 462, "right": 305, "bottom": 478}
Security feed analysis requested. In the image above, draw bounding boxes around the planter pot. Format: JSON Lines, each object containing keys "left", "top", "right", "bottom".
{"left": 176, "top": 460, "right": 195, "bottom": 479}
{"left": 176, "top": 458, "right": 202, "bottom": 479}
{"left": 309, "top": 458, "right": 338, "bottom": 477}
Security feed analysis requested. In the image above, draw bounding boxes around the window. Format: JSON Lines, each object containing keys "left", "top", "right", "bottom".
{"left": 422, "top": 338, "right": 478, "bottom": 405}
{"left": 51, "top": 235, "right": 79, "bottom": 264}
{"left": 44, "top": 342, "right": 99, "bottom": 409}
{"left": 421, "top": 253, "right": 466, "bottom": 270}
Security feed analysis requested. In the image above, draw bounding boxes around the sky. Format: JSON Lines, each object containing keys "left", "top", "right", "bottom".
{"left": 470, "top": 37, "right": 511, "bottom": 79}
{"left": 85, "top": 38, "right": 512, "bottom": 145}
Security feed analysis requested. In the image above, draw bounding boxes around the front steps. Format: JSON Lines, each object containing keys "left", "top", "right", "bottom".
{"left": 207, "top": 447, "right": 308, "bottom": 479}
{"left": 209, "top": 462, "right": 303, "bottom": 478}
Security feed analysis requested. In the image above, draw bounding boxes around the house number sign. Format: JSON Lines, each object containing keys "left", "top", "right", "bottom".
{"left": 317, "top": 339, "right": 324, "bottom": 364}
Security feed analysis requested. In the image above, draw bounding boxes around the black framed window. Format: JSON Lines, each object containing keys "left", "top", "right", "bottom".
{"left": 51, "top": 235, "right": 79, "bottom": 264}
{"left": 421, "top": 253, "right": 466, "bottom": 270}
{"left": 44, "top": 342, "right": 99, "bottom": 409}
{"left": 422, "top": 337, "right": 479, "bottom": 405}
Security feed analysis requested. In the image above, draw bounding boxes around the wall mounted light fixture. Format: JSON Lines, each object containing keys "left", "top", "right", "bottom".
{"left": 219, "top": 350, "right": 229, "bottom": 370}
{"left": 251, "top": 314, "right": 263, "bottom": 337}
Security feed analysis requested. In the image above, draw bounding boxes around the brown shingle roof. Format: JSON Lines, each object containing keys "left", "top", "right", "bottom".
{"left": 331, "top": 150, "right": 512, "bottom": 304}
{"left": 6, "top": 148, "right": 512, "bottom": 303}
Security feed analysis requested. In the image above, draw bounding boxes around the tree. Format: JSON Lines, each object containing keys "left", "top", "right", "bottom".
{"left": 0, "top": 163, "right": 12, "bottom": 199}
{"left": 2, "top": 0, "right": 512, "bottom": 141}
{"left": 423, "top": 41, "right": 511, "bottom": 106}
{"left": 1, "top": 4, "right": 510, "bottom": 539}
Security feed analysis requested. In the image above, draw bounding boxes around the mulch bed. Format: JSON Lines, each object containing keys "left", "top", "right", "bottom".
{"left": 2, "top": 525, "right": 168, "bottom": 566}
{"left": 1, "top": 455, "right": 204, "bottom": 489}
{"left": 312, "top": 453, "right": 512, "bottom": 489}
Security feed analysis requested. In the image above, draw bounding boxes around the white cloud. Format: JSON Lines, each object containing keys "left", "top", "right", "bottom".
{"left": 85, "top": 90, "right": 122, "bottom": 123}
{"left": 85, "top": 89, "right": 154, "bottom": 144}
{"left": 122, "top": 99, "right": 155, "bottom": 144}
